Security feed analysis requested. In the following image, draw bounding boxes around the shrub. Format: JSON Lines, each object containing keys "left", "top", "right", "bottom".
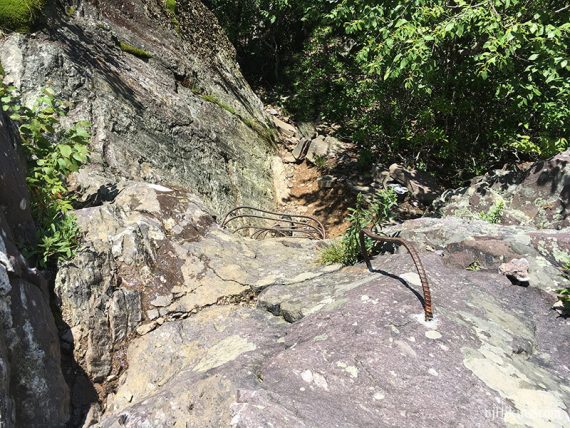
{"left": 0, "top": 0, "right": 45, "bottom": 32}
{"left": 318, "top": 240, "right": 346, "bottom": 265}
{"left": 319, "top": 188, "right": 397, "bottom": 265}
{"left": 312, "top": 154, "right": 329, "bottom": 172}
{"left": 1, "top": 84, "right": 90, "bottom": 266}
{"left": 288, "top": 0, "right": 570, "bottom": 181}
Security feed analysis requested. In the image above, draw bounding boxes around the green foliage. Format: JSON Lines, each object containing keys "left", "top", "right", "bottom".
{"left": 290, "top": 0, "right": 570, "bottom": 180}
{"left": 164, "top": 0, "right": 176, "bottom": 14}
{"left": 209, "top": 0, "right": 570, "bottom": 180}
{"left": 466, "top": 260, "right": 482, "bottom": 271}
{"left": 206, "top": 0, "right": 327, "bottom": 82}
{"left": 119, "top": 41, "right": 153, "bottom": 59}
{"left": 318, "top": 240, "right": 346, "bottom": 265}
{"left": 164, "top": 0, "right": 180, "bottom": 33}
{"left": 356, "top": 148, "right": 374, "bottom": 172}
{"left": 0, "top": 84, "right": 90, "bottom": 266}
{"left": 0, "top": 0, "right": 45, "bottom": 32}
{"left": 479, "top": 199, "right": 505, "bottom": 223}
{"left": 320, "top": 188, "right": 397, "bottom": 265}
{"left": 65, "top": 6, "right": 77, "bottom": 16}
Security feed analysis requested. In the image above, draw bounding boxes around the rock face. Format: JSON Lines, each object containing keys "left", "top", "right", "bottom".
{"left": 435, "top": 150, "right": 570, "bottom": 229}
{"left": 94, "top": 244, "right": 569, "bottom": 428}
{"left": 0, "top": 114, "right": 70, "bottom": 428}
{"left": 385, "top": 216, "right": 569, "bottom": 292}
{"left": 0, "top": 0, "right": 276, "bottom": 215}
{"left": 54, "top": 169, "right": 341, "bottom": 422}
{"left": 53, "top": 168, "right": 568, "bottom": 427}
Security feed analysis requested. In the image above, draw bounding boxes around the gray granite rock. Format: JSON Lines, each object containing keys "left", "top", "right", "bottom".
{"left": 434, "top": 150, "right": 570, "bottom": 229}
{"left": 96, "top": 253, "right": 570, "bottom": 428}
{"left": 0, "top": 0, "right": 276, "bottom": 216}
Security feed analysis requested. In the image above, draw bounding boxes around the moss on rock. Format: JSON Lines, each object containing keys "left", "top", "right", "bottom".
{"left": 0, "top": 0, "right": 46, "bottom": 32}
{"left": 119, "top": 41, "right": 153, "bottom": 59}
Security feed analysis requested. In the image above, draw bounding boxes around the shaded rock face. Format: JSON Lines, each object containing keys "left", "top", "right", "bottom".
{"left": 0, "top": 115, "right": 69, "bottom": 428}
{"left": 435, "top": 150, "right": 570, "bottom": 229}
{"left": 0, "top": 0, "right": 276, "bottom": 216}
{"left": 385, "top": 163, "right": 443, "bottom": 204}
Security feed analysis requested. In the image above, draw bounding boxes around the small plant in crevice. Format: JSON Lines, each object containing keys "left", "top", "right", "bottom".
{"left": 466, "top": 260, "right": 481, "bottom": 271}
{"left": 201, "top": 94, "right": 238, "bottom": 115}
{"left": 119, "top": 41, "right": 153, "bottom": 59}
{"left": 319, "top": 188, "right": 397, "bottom": 266}
{"left": 479, "top": 199, "right": 505, "bottom": 224}
{"left": 555, "top": 288, "right": 570, "bottom": 315}
{"left": 312, "top": 154, "right": 330, "bottom": 173}
{"left": 164, "top": 0, "right": 180, "bottom": 33}
{"left": 0, "top": 84, "right": 90, "bottom": 266}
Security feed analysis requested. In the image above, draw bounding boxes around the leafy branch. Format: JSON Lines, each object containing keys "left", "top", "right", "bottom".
{"left": 0, "top": 84, "right": 90, "bottom": 266}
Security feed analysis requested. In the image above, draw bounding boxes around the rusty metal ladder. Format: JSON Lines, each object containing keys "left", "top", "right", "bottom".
{"left": 221, "top": 207, "right": 432, "bottom": 320}
{"left": 221, "top": 206, "right": 326, "bottom": 240}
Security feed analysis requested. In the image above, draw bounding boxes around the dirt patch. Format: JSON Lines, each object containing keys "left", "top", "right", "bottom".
{"left": 280, "top": 160, "right": 354, "bottom": 238}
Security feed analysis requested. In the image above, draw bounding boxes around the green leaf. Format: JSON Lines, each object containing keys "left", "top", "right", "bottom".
{"left": 59, "top": 145, "right": 73, "bottom": 158}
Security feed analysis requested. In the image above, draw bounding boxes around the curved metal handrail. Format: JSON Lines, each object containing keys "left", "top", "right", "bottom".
{"left": 221, "top": 206, "right": 326, "bottom": 240}
{"left": 359, "top": 228, "right": 433, "bottom": 321}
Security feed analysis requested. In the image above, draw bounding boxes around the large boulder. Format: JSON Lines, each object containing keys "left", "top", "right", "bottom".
{"left": 54, "top": 173, "right": 340, "bottom": 422}
{"left": 385, "top": 216, "right": 569, "bottom": 292}
{"left": 435, "top": 150, "right": 570, "bottom": 229}
{"left": 0, "top": 0, "right": 276, "bottom": 216}
{"left": 96, "top": 250, "right": 569, "bottom": 427}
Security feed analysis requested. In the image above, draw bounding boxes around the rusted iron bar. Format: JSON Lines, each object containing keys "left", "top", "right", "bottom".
{"left": 359, "top": 228, "right": 433, "bottom": 321}
{"left": 221, "top": 206, "right": 326, "bottom": 240}
{"left": 226, "top": 214, "right": 324, "bottom": 237}
{"left": 233, "top": 226, "right": 320, "bottom": 240}
{"left": 249, "top": 226, "right": 320, "bottom": 240}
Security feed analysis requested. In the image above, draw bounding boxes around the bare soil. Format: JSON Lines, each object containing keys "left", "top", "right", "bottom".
{"left": 280, "top": 160, "right": 354, "bottom": 238}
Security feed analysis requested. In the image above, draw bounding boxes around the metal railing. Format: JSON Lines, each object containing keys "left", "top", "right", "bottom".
{"left": 221, "top": 206, "right": 326, "bottom": 240}
{"left": 359, "top": 228, "right": 433, "bottom": 321}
